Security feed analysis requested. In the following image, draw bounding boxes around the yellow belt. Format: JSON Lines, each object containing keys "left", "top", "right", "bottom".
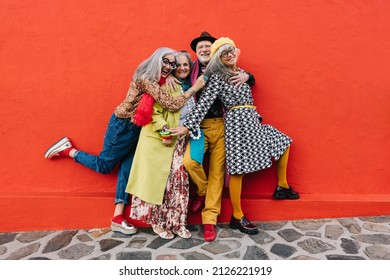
{"left": 229, "top": 105, "right": 257, "bottom": 110}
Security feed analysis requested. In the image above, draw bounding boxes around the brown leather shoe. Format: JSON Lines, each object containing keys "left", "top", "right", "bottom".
{"left": 229, "top": 215, "right": 259, "bottom": 235}
{"left": 203, "top": 224, "right": 216, "bottom": 242}
{"left": 191, "top": 195, "right": 205, "bottom": 213}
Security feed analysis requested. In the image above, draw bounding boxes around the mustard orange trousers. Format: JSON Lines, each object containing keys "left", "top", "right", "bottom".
{"left": 184, "top": 118, "right": 226, "bottom": 225}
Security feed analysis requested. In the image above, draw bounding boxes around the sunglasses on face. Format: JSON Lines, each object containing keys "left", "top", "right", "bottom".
{"left": 161, "top": 58, "right": 177, "bottom": 70}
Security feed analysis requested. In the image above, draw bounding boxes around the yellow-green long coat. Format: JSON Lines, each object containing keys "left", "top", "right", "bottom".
{"left": 125, "top": 86, "right": 181, "bottom": 205}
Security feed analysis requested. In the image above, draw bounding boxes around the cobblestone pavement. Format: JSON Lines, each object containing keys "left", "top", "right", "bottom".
{"left": 1, "top": 216, "right": 390, "bottom": 260}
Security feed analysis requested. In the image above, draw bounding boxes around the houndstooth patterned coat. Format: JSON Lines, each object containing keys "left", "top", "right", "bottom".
{"left": 184, "top": 72, "right": 292, "bottom": 175}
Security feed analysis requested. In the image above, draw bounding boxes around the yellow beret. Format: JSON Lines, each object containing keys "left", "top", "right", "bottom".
{"left": 210, "top": 37, "right": 236, "bottom": 57}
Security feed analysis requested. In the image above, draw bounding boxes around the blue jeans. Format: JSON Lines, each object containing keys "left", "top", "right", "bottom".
{"left": 74, "top": 114, "right": 141, "bottom": 205}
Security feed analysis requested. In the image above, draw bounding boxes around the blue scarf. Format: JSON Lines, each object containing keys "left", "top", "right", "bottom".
{"left": 180, "top": 76, "right": 205, "bottom": 164}
{"left": 178, "top": 77, "right": 191, "bottom": 92}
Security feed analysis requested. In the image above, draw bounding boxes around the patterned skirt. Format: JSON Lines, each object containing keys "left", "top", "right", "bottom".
{"left": 224, "top": 107, "right": 292, "bottom": 175}
{"left": 129, "top": 136, "right": 189, "bottom": 231}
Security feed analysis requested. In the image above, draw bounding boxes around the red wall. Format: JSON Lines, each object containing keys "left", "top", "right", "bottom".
{"left": 1, "top": 0, "right": 389, "bottom": 232}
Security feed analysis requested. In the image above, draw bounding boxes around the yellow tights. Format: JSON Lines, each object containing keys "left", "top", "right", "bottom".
{"left": 229, "top": 174, "right": 244, "bottom": 219}
{"left": 229, "top": 147, "right": 290, "bottom": 219}
{"left": 277, "top": 146, "right": 290, "bottom": 188}
{"left": 229, "top": 146, "right": 291, "bottom": 218}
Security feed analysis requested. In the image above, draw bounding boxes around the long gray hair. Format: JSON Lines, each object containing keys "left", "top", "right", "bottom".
{"left": 204, "top": 44, "right": 236, "bottom": 82}
{"left": 133, "top": 47, "right": 176, "bottom": 83}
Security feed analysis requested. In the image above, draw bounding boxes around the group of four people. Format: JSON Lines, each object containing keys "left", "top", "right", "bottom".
{"left": 44, "top": 31, "right": 299, "bottom": 242}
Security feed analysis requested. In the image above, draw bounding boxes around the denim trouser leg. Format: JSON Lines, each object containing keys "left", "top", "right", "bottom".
{"left": 74, "top": 114, "right": 141, "bottom": 204}
{"left": 115, "top": 145, "right": 137, "bottom": 205}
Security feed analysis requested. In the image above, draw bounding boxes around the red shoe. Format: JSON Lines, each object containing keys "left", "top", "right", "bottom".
{"left": 203, "top": 224, "right": 216, "bottom": 242}
{"left": 191, "top": 195, "right": 205, "bottom": 213}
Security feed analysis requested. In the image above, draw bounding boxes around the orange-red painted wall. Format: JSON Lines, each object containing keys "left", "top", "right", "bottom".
{"left": 1, "top": 0, "right": 389, "bottom": 232}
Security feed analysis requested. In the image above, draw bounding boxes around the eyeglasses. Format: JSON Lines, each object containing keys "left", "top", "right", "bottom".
{"left": 220, "top": 47, "right": 236, "bottom": 58}
{"left": 162, "top": 58, "right": 177, "bottom": 70}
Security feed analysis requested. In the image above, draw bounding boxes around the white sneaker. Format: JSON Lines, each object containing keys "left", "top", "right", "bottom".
{"left": 44, "top": 137, "right": 72, "bottom": 159}
{"left": 111, "top": 220, "right": 137, "bottom": 235}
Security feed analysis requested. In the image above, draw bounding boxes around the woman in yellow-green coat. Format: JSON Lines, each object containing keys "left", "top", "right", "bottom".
{"left": 125, "top": 85, "right": 180, "bottom": 205}
{"left": 126, "top": 51, "right": 201, "bottom": 239}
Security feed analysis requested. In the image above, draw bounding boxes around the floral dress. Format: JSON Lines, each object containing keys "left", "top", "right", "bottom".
{"left": 184, "top": 71, "right": 292, "bottom": 175}
{"left": 130, "top": 83, "right": 194, "bottom": 232}
{"left": 130, "top": 136, "right": 189, "bottom": 231}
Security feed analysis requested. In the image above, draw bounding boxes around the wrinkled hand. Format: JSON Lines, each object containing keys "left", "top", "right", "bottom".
{"left": 165, "top": 74, "right": 181, "bottom": 92}
{"left": 169, "top": 126, "right": 189, "bottom": 137}
{"left": 229, "top": 72, "right": 249, "bottom": 88}
{"left": 162, "top": 138, "right": 173, "bottom": 147}
{"left": 193, "top": 75, "right": 207, "bottom": 92}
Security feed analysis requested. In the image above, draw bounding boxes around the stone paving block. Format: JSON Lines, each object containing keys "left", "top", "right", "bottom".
{"left": 117, "top": 251, "right": 152, "bottom": 260}
{"left": 243, "top": 245, "right": 269, "bottom": 260}
{"left": 359, "top": 216, "right": 390, "bottom": 223}
{"left": 249, "top": 229, "right": 275, "bottom": 244}
{"left": 127, "top": 237, "right": 147, "bottom": 249}
{"left": 224, "top": 251, "right": 241, "bottom": 259}
{"left": 340, "top": 237, "right": 360, "bottom": 254}
{"left": 156, "top": 254, "right": 177, "bottom": 260}
{"left": 270, "top": 243, "right": 297, "bottom": 258}
{"left": 362, "top": 222, "right": 390, "bottom": 233}
{"left": 0, "top": 233, "right": 17, "bottom": 246}
{"left": 291, "top": 255, "right": 318, "bottom": 260}
{"left": 325, "top": 224, "right": 344, "bottom": 240}
{"left": 201, "top": 240, "right": 241, "bottom": 255}
{"left": 99, "top": 238, "right": 124, "bottom": 252}
{"left": 278, "top": 228, "right": 304, "bottom": 242}
{"left": 338, "top": 218, "right": 362, "bottom": 234}
{"left": 351, "top": 234, "right": 390, "bottom": 245}
{"left": 306, "top": 231, "right": 321, "bottom": 238}
{"left": 292, "top": 219, "right": 328, "bottom": 231}
{"left": 6, "top": 242, "right": 40, "bottom": 260}
{"left": 169, "top": 238, "right": 204, "bottom": 250}
{"left": 219, "top": 228, "right": 245, "bottom": 239}
{"left": 297, "top": 238, "right": 336, "bottom": 254}
{"left": 256, "top": 221, "right": 288, "bottom": 231}
{"left": 326, "top": 254, "right": 365, "bottom": 260}
{"left": 181, "top": 251, "right": 212, "bottom": 260}
{"left": 42, "top": 230, "right": 77, "bottom": 253}
{"left": 58, "top": 243, "right": 94, "bottom": 259}
{"left": 147, "top": 237, "right": 174, "bottom": 249}
{"left": 16, "top": 231, "right": 54, "bottom": 243}
{"left": 364, "top": 244, "right": 390, "bottom": 259}
{"left": 90, "top": 253, "right": 111, "bottom": 260}
{"left": 76, "top": 233, "right": 93, "bottom": 242}
{"left": 88, "top": 228, "right": 111, "bottom": 238}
